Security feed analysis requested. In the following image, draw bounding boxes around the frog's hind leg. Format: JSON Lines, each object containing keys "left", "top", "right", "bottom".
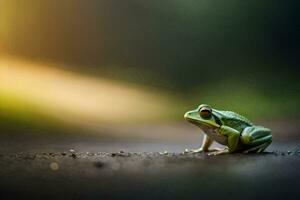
{"left": 241, "top": 126, "right": 272, "bottom": 153}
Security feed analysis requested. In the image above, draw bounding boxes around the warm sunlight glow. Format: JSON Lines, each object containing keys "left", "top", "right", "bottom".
{"left": 0, "top": 56, "right": 171, "bottom": 124}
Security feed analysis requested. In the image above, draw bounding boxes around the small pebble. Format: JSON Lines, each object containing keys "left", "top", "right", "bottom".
{"left": 184, "top": 149, "right": 190, "bottom": 154}
{"left": 94, "top": 161, "right": 105, "bottom": 168}
{"left": 71, "top": 153, "right": 77, "bottom": 159}
{"left": 49, "top": 162, "right": 59, "bottom": 171}
{"left": 159, "top": 151, "right": 168, "bottom": 155}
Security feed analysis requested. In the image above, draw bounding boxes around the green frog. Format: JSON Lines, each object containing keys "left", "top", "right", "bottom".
{"left": 184, "top": 104, "right": 272, "bottom": 155}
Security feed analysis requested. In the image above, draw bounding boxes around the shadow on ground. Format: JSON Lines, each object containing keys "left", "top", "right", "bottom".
{"left": 1, "top": 120, "right": 300, "bottom": 200}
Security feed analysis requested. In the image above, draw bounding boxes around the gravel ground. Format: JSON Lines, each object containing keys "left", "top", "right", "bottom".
{"left": 1, "top": 121, "right": 300, "bottom": 200}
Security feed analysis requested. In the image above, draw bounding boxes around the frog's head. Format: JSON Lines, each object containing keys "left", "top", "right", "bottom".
{"left": 184, "top": 104, "right": 222, "bottom": 128}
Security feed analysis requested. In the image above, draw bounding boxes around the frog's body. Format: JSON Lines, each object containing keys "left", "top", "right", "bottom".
{"left": 184, "top": 104, "right": 272, "bottom": 155}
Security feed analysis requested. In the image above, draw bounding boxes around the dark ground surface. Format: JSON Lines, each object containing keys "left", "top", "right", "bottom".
{"left": 1, "top": 121, "right": 300, "bottom": 200}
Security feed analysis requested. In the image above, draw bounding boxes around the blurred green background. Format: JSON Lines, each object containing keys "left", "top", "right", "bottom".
{"left": 0, "top": 0, "right": 299, "bottom": 136}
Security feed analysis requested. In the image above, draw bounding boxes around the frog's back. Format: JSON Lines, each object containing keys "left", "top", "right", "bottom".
{"left": 217, "top": 110, "right": 253, "bottom": 131}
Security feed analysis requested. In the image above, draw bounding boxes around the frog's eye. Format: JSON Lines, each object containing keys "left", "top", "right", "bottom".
{"left": 199, "top": 106, "right": 212, "bottom": 119}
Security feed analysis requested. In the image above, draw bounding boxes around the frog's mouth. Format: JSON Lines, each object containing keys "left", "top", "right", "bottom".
{"left": 184, "top": 110, "right": 222, "bottom": 128}
{"left": 185, "top": 117, "right": 220, "bottom": 129}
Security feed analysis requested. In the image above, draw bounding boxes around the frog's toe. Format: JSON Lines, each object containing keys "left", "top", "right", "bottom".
{"left": 207, "top": 151, "right": 220, "bottom": 156}
{"left": 207, "top": 148, "right": 229, "bottom": 156}
{"left": 185, "top": 147, "right": 223, "bottom": 154}
{"left": 191, "top": 148, "right": 204, "bottom": 153}
{"left": 208, "top": 147, "right": 223, "bottom": 152}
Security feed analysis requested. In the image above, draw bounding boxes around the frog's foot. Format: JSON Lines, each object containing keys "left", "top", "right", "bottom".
{"left": 209, "top": 147, "right": 223, "bottom": 152}
{"left": 207, "top": 148, "right": 229, "bottom": 156}
{"left": 184, "top": 147, "right": 222, "bottom": 154}
{"left": 243, "top": 141, "right": 272, "bottom": 154}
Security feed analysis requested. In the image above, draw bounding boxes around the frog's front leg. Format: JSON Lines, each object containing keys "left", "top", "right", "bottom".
{"left": 212, "top": 125, "right": 240, "bottom": 155}
{"left": 241, "top": 126, "right": 272, "bottom": 153}
{"left": 185, "top": 134, "right": 221, "bottom": 154}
